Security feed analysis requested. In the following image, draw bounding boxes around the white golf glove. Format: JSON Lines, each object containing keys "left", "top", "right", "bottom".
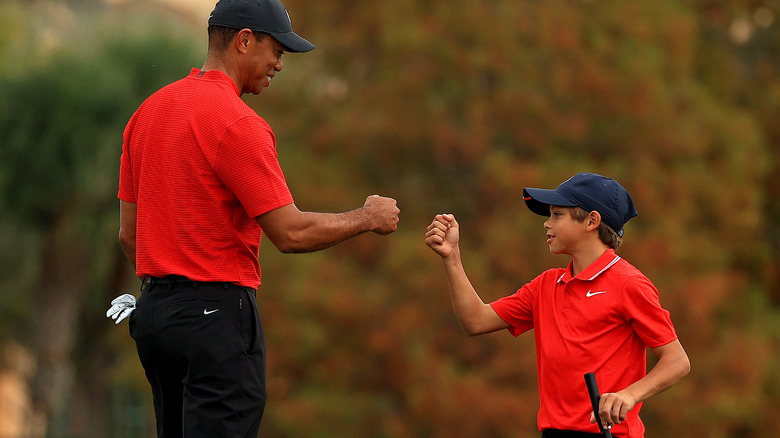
{"left": 106, "top": 293, "right": 137, "bottom": 324}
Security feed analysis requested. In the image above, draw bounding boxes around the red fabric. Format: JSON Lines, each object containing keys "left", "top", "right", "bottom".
{"left": 490, "top": 249, "right": 678, "bottom": 437}
{"left": 119, "top": 69, "right": 293, "bottom": 288}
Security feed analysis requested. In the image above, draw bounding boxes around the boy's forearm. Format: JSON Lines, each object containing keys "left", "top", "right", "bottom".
{"left": 441, "top": 249, "right": 493, "bottom": 336}
{"left": 624, "top": 339, "right": 690, "bottom": 403}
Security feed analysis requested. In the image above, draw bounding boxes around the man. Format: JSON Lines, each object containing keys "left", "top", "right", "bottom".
{"left": 114, "top": 0, "right": 399, "bottom": 436}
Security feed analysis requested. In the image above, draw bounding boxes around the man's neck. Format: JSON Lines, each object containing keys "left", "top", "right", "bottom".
{"left": 201, "top": 56, "right": 242, "bottom": 95}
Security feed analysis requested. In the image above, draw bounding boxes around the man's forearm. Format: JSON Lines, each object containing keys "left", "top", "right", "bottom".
{"left": 280, "top": 209, "right": 374, "bottom": 253}
{"left": 258, "top": 198, "right": 398, "bottom": 254}
{"left": 118, "top": 200, "right": 137, "bottom": 269}
{"left": 120, "top": 241, "right": 136, "bottom": 269}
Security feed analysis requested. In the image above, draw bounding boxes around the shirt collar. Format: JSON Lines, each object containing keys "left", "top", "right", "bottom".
{"left": 189, "top": 68, "right": 240, "bottom": 96}
{"left": 557, "top": 249, "right": 621, "bottom": 283}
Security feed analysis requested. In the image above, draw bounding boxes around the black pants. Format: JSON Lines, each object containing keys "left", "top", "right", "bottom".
{"left": 129, "top": 277, "right": 266, "bottom": 438}
{"left": 542, "top": 429, "right": 604, "bottom": 438}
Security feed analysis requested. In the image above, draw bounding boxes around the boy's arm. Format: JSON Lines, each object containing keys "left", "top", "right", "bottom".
{"left": 425, "top": 214, "right": 509, "bottom": 336}
{"left": 591, "top": 339, "right": 691, "bottom": 428}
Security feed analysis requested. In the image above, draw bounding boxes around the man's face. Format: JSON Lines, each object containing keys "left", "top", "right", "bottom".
{"left": 242, "top": 33, "right": 285, "bottom": 95}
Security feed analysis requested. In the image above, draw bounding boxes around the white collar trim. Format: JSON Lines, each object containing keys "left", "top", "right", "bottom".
{"left": 587, "top": 255, "right": 621, "bottom": 281}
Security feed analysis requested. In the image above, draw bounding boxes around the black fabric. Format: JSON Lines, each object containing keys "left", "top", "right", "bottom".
{"left": 208, "top": 0, "right": 314, "bottom": 52}
{"left": 542, "top": 429, "right": 604, "bottom": 438}
{"left": 130, "top": 280, "right": 266, "bottom": 438}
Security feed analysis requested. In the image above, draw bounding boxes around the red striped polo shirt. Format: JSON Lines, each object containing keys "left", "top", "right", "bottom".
{"left": 490, "top": 249, "right": 678, "bottom": 437}
{"left": 119, "top": 69, "right": 293, "bottom": 288}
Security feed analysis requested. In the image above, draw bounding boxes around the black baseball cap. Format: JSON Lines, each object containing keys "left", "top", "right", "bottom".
{"left": 523, "top": 173, "right": 638, "bottom": 237}
{"left": 208, "top": 0, "right": 315, "bottom": 53}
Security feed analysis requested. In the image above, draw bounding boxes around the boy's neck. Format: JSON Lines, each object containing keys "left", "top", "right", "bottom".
{"left": 569, "top": 243, "right": 611, "bottom": 277}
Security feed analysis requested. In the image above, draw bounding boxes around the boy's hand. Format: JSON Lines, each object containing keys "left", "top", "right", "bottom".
{"left": 425, "top": 214, "right": 459, "bottom": 258}
{"left": 589, "top": 389, "right": 637, "bottom": 429}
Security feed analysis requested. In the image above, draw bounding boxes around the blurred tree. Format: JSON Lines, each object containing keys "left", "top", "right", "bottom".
{"left": 256, "top": 0, "right": 778, "bottom": 436}
{"left": 692, "top": 0, "right": 780, "bottom": 300}
{"left": 0, "top": 1, "right": 200, "bottom": 436}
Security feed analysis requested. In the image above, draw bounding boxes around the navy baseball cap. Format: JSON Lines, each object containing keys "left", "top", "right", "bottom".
{"left": 208, "top": 0, "right": 315, "bottom": 53}
{"left": 523, "top": 173, "right": 638, "bottom": 237}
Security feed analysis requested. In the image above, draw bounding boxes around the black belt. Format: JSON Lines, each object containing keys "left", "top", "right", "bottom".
{"left": 542, "top": 430, "right": 604, "bottom": 438}
{"left": 142, "top": 275, "right": 232, "bottom": 290}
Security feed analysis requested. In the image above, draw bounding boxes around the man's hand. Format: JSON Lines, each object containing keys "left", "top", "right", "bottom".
{"left": 106, "top": 293, "right": 137, "bottom": 324}
{"left": 425, "top": 214, "right": 459, "bottom": 258}
{"left": 363, "top": 195, "right": 400, "bottom": 235}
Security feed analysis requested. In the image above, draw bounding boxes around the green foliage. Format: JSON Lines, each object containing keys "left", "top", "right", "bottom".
{"left": 0, "top": 3, "right": 201, "bottom": 435}
{"left": 0, "top": 2, "right": 201, "bottom": 336}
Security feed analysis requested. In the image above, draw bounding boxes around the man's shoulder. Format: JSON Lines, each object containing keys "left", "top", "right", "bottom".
{"left": 150, "top": 75, "right": 262, "bottom": 125}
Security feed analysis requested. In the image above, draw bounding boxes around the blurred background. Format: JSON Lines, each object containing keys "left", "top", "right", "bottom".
{"left": 0, "top": 0, "right": 778, "bottom": 436}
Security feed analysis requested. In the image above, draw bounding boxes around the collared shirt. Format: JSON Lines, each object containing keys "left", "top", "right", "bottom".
{"left": 119, "top": 69, "right": 293, "bottom": 288}
{"left": 490, "top": 249, "right": 678, "bottom": 437}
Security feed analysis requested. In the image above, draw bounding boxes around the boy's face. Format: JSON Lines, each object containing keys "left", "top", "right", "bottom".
{"left": 543, "top": 206, "right": 588, "bottom": 255}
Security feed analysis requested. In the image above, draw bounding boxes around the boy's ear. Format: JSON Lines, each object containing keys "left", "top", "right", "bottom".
{"left": 586, "top": 211, "right": 601, "bottom": 231}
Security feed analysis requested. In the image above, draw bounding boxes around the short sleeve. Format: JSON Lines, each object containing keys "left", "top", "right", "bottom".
{"left": 621, "top": 276, "right": 678, "bottom": 348}
{"left": 214, "top": 116, "right": 293, "bottom": 218}
{"left": 118, "top": 111, "right": 138, "bottom": 203}
{"left": 490, "top": 277, "right": 540, "bottom": 337}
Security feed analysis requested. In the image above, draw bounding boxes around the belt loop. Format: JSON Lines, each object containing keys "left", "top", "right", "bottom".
{"left": 223, "top": 282, "right": 229, "bottom": 290}
{"left": 192, "top": 281, "right": 199, "bottom": 288}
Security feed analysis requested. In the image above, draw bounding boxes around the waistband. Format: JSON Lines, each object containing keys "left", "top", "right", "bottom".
{"left": 142, "top": 275, "right": 236, "bottom": 291}
{"left": 541, "top": 430, "right": 604, "bottom": 438}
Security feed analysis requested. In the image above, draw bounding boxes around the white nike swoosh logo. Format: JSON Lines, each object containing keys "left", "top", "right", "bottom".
{"left": 203, "top": 309, "right": 220, "bottom": 315}
{"left": 585, "top": 290, "right": 607, "bottom": 297}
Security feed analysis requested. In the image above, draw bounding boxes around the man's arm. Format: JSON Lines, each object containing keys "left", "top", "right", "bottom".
{"left": 257, "top": 195, "right": 399, "bottom": 254}
{"left": 593, "top": 339, "right": 691, "bottom": 428}
{"left": 425, "top": 214, "right": 509, "bottom": 336}
{"left": 118, "top": 200, "right": 137, "bottom": 269}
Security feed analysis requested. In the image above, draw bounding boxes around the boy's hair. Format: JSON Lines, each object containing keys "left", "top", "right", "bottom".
{"left": 570, "top": 207, "right": 623, "bottom": 249}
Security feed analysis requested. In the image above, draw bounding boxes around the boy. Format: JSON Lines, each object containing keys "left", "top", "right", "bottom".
{"left": 425, "top": 172, "right": 689, "bottom": 438}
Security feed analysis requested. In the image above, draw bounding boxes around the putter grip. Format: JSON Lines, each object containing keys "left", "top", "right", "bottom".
{"left": 584, "top": 372, "right": 613, "bottom": 438}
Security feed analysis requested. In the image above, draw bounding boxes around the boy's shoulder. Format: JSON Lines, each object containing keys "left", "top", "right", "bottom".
{"left": 606, "top": 253, "right": 636, "bottom": 270}
{"left": 610, "top": 255, "right": 649, "bottom": 279}
{"left": 528, "top": 266, "right": 570, "bottom": 289}
{"left": 600, "top": 256, "right": 662, "bottom": 298}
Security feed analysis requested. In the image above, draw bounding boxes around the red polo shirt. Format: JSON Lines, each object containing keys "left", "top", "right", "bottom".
{"left": 490, "top": 249, "right": 677, "bottom": 437}
{"left": 119, "top": 69, "right": 293, "bottom": 288}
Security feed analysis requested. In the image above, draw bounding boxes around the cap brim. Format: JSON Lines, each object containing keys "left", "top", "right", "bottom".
{"left": 272, "top": 31, "right": 314, "bottom": 53}
{"left": 522, "top": 188, "right": 577, "bottom": 217}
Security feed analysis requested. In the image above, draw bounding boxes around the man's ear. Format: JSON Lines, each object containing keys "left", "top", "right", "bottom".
{"left": 236, "top": 28, "right": 253, "bottom": 53}
{"left": 586, "top": 211, "right": 601, "bottom": 231}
